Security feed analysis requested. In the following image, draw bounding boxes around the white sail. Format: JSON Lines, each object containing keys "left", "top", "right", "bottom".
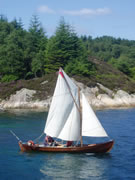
{"left": 82, "top": 93, "right": 108, "bottom": 137}
{"left": 44, "top": 69, "right": 80, "bottom": 141}
{"left": 58, "top": 95, "right": 80, "bottom": 141}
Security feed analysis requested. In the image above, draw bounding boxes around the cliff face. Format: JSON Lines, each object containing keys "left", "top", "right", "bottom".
{"left": 1, "top": 81, "right": 135, "bottom": 110}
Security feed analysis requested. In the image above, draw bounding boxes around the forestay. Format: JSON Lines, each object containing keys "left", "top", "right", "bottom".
{"left": 82, "top": 93, "right": 108, "bottom": 137}
{"left": 44, "top": 69, "right": 80, "bottom": 141}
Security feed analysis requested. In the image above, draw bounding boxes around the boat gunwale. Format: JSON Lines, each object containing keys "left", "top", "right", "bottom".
{"left": 19, "top": 140, "right": 114, "bottom": 153}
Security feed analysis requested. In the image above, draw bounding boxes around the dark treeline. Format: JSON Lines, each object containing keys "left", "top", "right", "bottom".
{"left": 0, "top": 14, "right": 135, "bottom": 82}
{"left": 81, "top": 35, "right": 135, "bottom": 79}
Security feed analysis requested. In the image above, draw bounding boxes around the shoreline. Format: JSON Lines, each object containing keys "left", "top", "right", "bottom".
{"left": 1, "top": 104, "right": 135, "bottom": 113}
{"left": 1, "top": 82, "right": 135, "bottom": 112}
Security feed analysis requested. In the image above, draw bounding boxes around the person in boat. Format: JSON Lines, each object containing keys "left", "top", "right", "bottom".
{"left": 66, "top": 141, "right": 73, "bottom": 147}
{"left": 44, "top": 135, "right": 54, "bottom": 146}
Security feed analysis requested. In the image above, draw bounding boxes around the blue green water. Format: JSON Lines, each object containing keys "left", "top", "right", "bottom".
{"left": 0, "top": 108, "right": 135, "bottom": 180}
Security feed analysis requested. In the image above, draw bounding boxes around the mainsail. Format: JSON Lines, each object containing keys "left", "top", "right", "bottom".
{"left": 44, "top": 68, "right": 80, "bottom": 141}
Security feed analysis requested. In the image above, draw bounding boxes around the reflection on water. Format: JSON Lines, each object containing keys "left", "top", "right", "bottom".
{"left": 40, "top": 153, "right": 111, "bottom": 179}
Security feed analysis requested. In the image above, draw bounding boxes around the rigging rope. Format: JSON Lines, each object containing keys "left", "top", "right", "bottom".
{"left": 10, "top": 129, "right": 44, "bottom": 143}
{"left": 33, "top": 132, "right": 44, "bottom": 142}
{"left": 10, "top": 130, "right": 22, "bottom": 142}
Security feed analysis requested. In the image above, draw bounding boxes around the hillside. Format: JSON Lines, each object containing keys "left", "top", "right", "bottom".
{"left": 0, "top": 57, "right": 135, "bottom": 102}
{"left": 71, "top": 57, "right": 135, "bottom": 93}
{"left": 89, "top": 57, "right": 135, "bottom": 92}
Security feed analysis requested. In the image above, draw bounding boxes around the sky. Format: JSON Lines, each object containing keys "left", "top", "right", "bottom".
{"left": 0, "top": 0, "right": 135, "bottom": 40}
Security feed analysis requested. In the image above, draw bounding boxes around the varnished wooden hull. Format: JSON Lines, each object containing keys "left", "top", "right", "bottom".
{"left": 18, "top": 140, "right": 114, "bottom": 153}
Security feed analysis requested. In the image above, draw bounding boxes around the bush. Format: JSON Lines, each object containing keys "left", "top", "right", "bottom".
{"left": 65, "top": 59, "right": 96, "bottom": 77}
{"left": 1, "top": 75, "right": 18, "bottom": 82}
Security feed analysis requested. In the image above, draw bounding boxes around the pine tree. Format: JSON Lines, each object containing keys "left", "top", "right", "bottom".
{"left": 45, "top": 17, "right": 85, "bottom": 73}
{"left": 25, "top": 15, "right": 47, "bottom": 78}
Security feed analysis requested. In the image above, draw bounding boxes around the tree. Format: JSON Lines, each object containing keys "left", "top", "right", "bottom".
{"left": 112, "top": 45, "right": 121, "bottom": 58}
{"left": 65, "top": 58, "right": 96, "bottom": 76}
{"left": 0, "top": 28, "right": 27, "bottom": 81}
{"left": 45, "top": 17, "right": 85, "bottom": 73}
{"left": 0, "top": 16, "right": 13, "bottom": 45}
{"left": 109, "top": 55, "right": 130, "bottom": 75}
{"left": 25, "top": 15, "right": 47, "bottom": 78}
{"left": 11, "top": 18, "right": 23, "bottom": 30}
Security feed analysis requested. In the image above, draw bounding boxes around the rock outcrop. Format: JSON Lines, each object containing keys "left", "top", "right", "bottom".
{"left": 1, "top": 82, "right": 135, "bottom": 110}
{"left": 0, "top": 88, "right": 51, "bottom": 109}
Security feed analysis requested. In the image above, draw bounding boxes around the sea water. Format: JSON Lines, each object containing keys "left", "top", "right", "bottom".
{"left": 0, "top": 108, "right": 135, "bottom": 180}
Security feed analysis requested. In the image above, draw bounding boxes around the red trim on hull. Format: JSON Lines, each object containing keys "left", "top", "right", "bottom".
{"left": 18, "top": 140, "right": 114, "bottom": 153}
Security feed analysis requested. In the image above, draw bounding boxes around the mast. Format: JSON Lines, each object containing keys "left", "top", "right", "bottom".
{"left": 78, "top": 87, "right": 83, "bottom": 147}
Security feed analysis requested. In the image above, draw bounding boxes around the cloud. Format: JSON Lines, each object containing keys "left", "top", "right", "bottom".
{"left": 37, "top": 5, "right": 111, "bottom": 17}
{"left": 37, "top": 5, "right": 55, "bottom": 14}
{"left": 63, "top": 8, "right": 111, "bottom": 16}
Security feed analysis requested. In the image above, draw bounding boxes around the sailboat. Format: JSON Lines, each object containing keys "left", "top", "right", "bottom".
{"left": 19, "top": 68, "right": 114, "bottom": 153}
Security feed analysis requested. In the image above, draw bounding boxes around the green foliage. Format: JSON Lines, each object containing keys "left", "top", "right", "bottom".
{"left": 45, "top": 17, "right": 86, "bottom": 73}
{"left": 25, "top": 15, "right": 47, "bottom": 78}
{"left": 109, "top": 55, "right": 133, "bottom": 76}
{"left": 0, "top": 22, "right": 27, "bottom": 80}
{"left": 129, "top": 67, "right": 135, "bottom": 80}
{"left": 45, "top": 36, "right": 63, "bottom": 73}
{"left": 0, "top": 14, "right": 135, "bottom": 85}
{"left": 1, "top": 74, "right": 18, "bottom": 82}
{"left": 32, "top": 50, "right": 46, "bottom": 77}
{"left": 82, "top": 35, "right": 135, "bottom": 79}
{"left": 65, "top": 59, "right": 96, "bottom": 76}
{"left": 0, "top": 15, "right": 48, "bottom": 81}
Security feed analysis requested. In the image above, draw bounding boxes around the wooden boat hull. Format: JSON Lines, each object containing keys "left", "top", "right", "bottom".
{"left": 18, "top": 140, "right": 114, "bottom": 153}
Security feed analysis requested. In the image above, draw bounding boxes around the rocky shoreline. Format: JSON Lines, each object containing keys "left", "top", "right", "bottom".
{"left": 0, "top": 80, "right": 135, "bottom": 110}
